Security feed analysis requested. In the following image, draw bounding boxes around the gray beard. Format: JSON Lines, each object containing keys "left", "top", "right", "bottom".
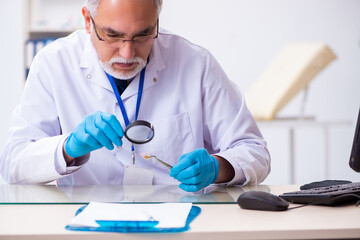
{"left": 100, "top": 57, "right": 146, "bottom": 80}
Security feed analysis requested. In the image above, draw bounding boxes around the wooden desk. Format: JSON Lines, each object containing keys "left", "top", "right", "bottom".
{"left": 0, "top": 185, "right": 359, "bottom": 240}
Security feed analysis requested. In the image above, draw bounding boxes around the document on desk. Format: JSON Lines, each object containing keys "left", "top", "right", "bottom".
{"left": 66, "top": 202, "right": 199, "bottom": 233}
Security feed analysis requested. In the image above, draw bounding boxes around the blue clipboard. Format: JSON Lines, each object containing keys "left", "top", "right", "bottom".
{"left": 65, "top": 204, "right": 201, "bottom": 233}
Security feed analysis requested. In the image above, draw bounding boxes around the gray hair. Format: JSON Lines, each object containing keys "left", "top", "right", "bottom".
{"left": 85, "top": 0, "right": 163, "bottom": 17}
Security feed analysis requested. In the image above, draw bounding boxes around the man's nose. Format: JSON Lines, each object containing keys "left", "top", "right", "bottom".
{"left": 118, "top": 41, "right": 135, "bottom": 60}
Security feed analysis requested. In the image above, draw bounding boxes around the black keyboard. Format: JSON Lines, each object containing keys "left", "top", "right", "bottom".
{"left": 279, "top": 182, "right": 360, "bottom": 206}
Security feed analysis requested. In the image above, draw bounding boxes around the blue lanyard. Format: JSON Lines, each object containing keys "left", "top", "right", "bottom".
{"left": 106, "top": 66, "right": 146, "bottom": 127}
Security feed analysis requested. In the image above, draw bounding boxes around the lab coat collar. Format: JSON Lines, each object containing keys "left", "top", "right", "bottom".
{"left": 79, "top": 35, "right": 112, "bottom": 92}
{"left": 79, "top": 33, "right": 166, "bottom": 100}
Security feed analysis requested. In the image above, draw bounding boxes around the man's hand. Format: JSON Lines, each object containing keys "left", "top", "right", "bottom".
{"left": 170, "top": 149, "right": 219, "bottom": 192}
{"left": 64, "top": 111, "right": 124, "bottom": 159}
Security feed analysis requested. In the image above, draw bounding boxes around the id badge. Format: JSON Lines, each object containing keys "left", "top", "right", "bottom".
{"left": 123, "top": 165, "right": 154, "bottom": 185}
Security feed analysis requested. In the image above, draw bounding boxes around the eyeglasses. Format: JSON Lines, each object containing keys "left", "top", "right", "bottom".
{"left": 90, "top": 16, "right": 158, "bottom": 48}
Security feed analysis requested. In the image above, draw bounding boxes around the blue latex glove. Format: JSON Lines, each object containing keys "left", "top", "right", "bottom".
{"left": 65, "top": 111, "right": 124, "bottom": 158}
{"left": 170, "top": 149, "right": 219, "bottom": 192}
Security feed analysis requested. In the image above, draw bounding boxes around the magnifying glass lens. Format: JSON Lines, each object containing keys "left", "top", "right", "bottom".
{"left": 124, "top": 120, "right": 154, "bottom": 144}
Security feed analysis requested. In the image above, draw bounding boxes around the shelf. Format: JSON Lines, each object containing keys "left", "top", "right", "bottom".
{"left": 27, "top": 0, "right": 84, "bottom": 39}
{"left": 28, "top": 29, "right": 83, "bottom": 39}
{"left": 24, "top": 0, "right": 85, "bottom": 80}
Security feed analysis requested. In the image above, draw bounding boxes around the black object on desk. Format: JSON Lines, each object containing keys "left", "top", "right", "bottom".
{"left": 300, "top": 180, "right": 352, "bottom": 190}
{"left": 237, "top": 191, "right": 289, "bottom": 211}
{"left": 349, "top": 107, "right": 360, "bottom": 172}
{"left": 280, "top": 181, "right": 360, "bottom": 206}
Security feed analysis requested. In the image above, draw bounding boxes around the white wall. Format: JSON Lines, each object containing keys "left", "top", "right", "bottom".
{"left": 160, "top": 0, "right": 360, "bottom": 184}
{"left": 0, "top": 0, "right": 359, "bottom": 185}
{"left": 0, "top": 0, "right": 26, "bottom": 183}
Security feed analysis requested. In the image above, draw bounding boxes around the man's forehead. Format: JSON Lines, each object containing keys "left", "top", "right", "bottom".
{"left": 96, "top": 0, "right": 158, "bottom": 16}
{"left": 95, "top": 0, "right": 157, "bottom": 26}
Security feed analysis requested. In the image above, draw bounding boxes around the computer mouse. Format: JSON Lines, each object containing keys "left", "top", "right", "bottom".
{"left": 237, "top": 191, "right": 289, "bottom": 211}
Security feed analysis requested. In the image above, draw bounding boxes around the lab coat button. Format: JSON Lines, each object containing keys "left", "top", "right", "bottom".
{"left": 153, "top": 77, "right": 157, "bottom": 83}
{"left": 86, "top": 74, "right": 92, "bottom": 79}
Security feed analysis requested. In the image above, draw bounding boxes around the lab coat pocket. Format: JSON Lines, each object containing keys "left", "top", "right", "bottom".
{"left": 146, "top": 112, "right": 196, "bottom": 168}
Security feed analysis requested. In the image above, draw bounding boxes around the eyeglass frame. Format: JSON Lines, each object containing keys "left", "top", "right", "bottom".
{"left": 90, "top": 15, "right": 159, "bottom": 46}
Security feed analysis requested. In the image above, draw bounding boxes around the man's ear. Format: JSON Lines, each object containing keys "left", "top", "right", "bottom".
{"left": 82, "top": 6, "right": 91, "bottom": 34}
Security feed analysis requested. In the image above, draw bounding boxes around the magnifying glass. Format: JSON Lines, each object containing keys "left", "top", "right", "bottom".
{"left": 124, "top": 120, "right": 154, "bottom": 144}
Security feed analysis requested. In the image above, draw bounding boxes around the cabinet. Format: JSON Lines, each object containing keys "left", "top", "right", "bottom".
{"left": 27, "top": 0, "right": 85, "bottom": 39}
{"left": 259, "top": 119, "right": 353, "bottom": 185}
{"left": 25, "top": 0, "right": 85, "bottom": 78}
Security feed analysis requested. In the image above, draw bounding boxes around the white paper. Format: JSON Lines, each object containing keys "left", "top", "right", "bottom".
{"left": 69, "top": 202, "right": 193, "bottom": 229}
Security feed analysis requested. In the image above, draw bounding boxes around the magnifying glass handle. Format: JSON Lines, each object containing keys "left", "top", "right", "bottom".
{"left": 131, "top": 144, "right": 135, "bottom": 165}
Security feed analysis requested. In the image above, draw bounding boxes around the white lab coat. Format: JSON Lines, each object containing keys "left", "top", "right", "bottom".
{"left": 0, "top": 30, "right": 270, "bottom": 185}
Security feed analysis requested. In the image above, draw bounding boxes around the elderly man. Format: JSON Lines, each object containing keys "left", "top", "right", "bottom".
{"left": 0, "top": 0, "right": 270, "bottom": 192}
